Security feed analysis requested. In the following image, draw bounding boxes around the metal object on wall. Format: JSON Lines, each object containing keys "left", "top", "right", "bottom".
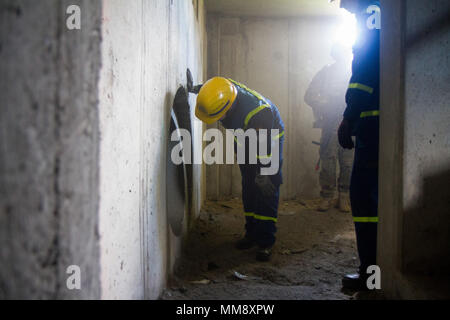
{"left": 166, "top": 86, "right": 192, "bottom": 236}
{"left": 187, "top": 68, "right": 194, "bottom": 93}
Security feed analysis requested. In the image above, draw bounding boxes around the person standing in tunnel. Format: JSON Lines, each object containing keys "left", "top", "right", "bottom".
{"left": 192, "top": 77, "right": 285, "bottom": 262}
{"left": 304, "top": 43, "right": 354, "bottom": 213}
{"left": 334, "top": 0, "right": 381, "bottom": 290}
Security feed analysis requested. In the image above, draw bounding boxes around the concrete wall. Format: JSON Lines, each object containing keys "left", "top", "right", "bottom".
{"left": 98, "top": 0, "right": 206, "bottom": 299}
{"left": 0, "top": 0, "right": 102, "bottom": 299}
{"left": 0, "top": 0, "right": 206, "bottom": 300}
{"left": 206, "top": 15, "right": 342, "bottom": 200}
{"left": 379, "top": 0, "right": 450, "bottom": 299}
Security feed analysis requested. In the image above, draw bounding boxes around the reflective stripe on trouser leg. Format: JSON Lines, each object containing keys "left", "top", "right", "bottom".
{"left": 240, "top": 168, "right": 280, "bottom": 249}
{"left": 245, "top": 212, "right": 277, "bottom": 222}
{"left": 350, "top": 163, "right": 378, "bottom": 274}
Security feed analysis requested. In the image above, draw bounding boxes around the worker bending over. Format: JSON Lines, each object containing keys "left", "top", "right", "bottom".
{"left": 194, "top": 77, "right": 285, "bottom": 262}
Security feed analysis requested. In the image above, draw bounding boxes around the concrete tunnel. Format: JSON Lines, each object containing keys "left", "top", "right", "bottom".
{"left": 0, "top": 0, "right": 449, "bottom": 300}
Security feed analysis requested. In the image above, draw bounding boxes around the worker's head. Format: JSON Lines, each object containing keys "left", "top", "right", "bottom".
{"left": 195, "top": 77, "right": 237, "bottom": 124}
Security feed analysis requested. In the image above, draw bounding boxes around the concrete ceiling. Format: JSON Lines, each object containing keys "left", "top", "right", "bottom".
{"left": 205, "top": 0, "right": 342, "bottom": 17}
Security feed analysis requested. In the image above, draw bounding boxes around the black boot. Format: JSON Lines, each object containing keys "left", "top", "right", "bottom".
{"left": 235, "top": 237, "right": 256, "bottom": 250}
{"left": 256, "top": 247, "right": 272, "bottom": 262}
{"left": 342, "top": 273, "right": 369, "bottom": 291}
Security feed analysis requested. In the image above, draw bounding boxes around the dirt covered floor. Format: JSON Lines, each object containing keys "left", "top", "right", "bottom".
{"left": 162, "top": 199, "right": 378, "bottom": 300}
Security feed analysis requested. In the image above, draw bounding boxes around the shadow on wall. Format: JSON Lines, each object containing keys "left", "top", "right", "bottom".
{"left": 166, "top": 87, "right": 193, "bottom": 236}
{"left": 402, "top": 166, "right": 450, "bottom": 292}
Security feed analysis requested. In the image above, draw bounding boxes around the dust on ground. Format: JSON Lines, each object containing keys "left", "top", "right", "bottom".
{"left": 162, "top": 199, "right": 378, "bottom": 300}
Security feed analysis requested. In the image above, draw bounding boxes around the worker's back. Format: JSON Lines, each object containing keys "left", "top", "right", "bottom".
{"left": 220, "top": 79, "right": 284, "bottom": 135}
{"left": 220, "top": 79, "right": 285, "bottom": 186}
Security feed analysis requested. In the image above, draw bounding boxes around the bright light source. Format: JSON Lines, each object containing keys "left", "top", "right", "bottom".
{"left": 333, "top": 9, "right": 357, "bottom": 48}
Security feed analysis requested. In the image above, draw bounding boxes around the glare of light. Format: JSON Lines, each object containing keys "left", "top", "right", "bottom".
{"left": 333, "top": 9, "right": 357, "bottom": 48}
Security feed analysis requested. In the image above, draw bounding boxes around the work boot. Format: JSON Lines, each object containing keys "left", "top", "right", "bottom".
{"left": 339, "top": 192, "right": 351, "bottom": 212}
{"left": 317, "top": 198, "right": 334, "bottom": 212}
{"left": 235, "top": 237, "right": 256, "bottom": 250}
{"left": 256, "top": 247, "right": 272, "bottom": 262}
{"left": 342, "top": 273, "right": 369, "bottom": 291}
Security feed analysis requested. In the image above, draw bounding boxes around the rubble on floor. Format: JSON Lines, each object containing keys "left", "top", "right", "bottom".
{"left": 163, "top": 199, "right": 377, "bottom": 300}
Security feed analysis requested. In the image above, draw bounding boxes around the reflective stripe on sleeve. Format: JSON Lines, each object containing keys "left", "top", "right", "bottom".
{"left": 360, "top": 110, "right": 380, "bottom": 118}
{"left": 348, "top": 83, "right": 374, "bottom": 94}
{"left": 244, "top": 104, "right": 270, "bottom": 129}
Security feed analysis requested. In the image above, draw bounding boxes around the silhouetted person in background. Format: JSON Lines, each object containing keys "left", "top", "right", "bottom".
{"left": 305, "top": 43, "right": 353, "bottom": 212}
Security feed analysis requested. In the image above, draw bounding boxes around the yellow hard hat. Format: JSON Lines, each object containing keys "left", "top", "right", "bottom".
{"left": 195, "top": 77, "right": 237, "bottom": 124}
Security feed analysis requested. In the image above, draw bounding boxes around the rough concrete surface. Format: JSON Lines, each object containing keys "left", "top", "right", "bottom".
{"left": 379, "top": 0, "right": 450, "bottom": 299}
{"left": 0, "top": 0, "right": 206, "bottom": 300}
{"left": 1, "top": 0, "right": 206, "bottom": 300}
{"left": 98, "top": 0, "right": 206, "bottom": 299}
{"left": 402, "top": 0, "right": 450, "bottom": 277}
{"left": 0, "top": 0, "right": 102, "bottom": 299}
{"left": 206, "top": 0, "right": 340, "bottom": 18}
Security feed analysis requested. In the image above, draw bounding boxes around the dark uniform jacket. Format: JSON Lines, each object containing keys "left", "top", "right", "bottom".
{"left": 343, "top": 0, "right": 380, "bottom": 167}
{"left": 220, "top": 79, "right": 285, "bottom": 185}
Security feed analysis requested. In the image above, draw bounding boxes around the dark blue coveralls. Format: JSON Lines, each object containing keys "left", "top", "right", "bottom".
{"left": 343, "top": 1, "right": 380, "bottom": 274}
{"left": 221, "top": 79, "right": 285, "bottom": 249}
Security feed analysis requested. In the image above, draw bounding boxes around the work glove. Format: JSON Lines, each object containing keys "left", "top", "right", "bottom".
{"left": 255, "top": 174, "right": 276, "bottom": 197}
{"left": 338, "top": 119, "right": 355, "bottom": 149}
